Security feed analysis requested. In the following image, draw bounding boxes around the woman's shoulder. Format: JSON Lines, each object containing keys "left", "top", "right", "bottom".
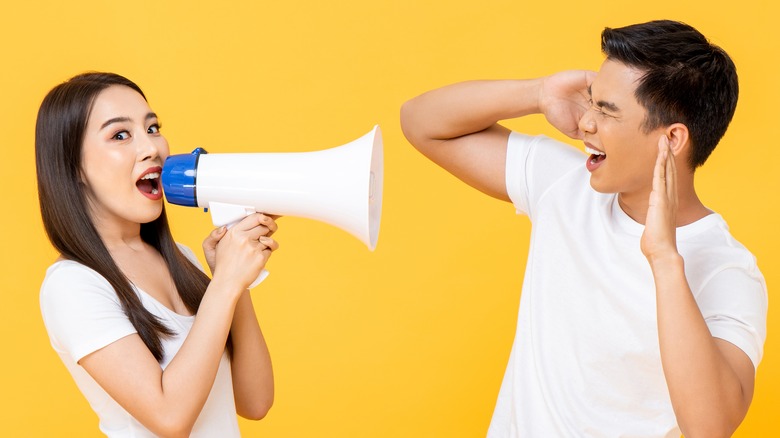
{"left": 40, "top": 259, "right": 119, "bottom": 310}
{"left": 43, "top": 259, "right": 108, "bottom": 286}
{"left": 40, "top": 259, "right": 138, "bottom": 362}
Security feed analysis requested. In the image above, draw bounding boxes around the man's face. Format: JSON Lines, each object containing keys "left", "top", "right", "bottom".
{"left": 578, "top": 59, "right": 665, "bottom": 199}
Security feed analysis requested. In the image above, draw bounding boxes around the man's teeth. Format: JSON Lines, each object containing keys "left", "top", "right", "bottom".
{"left": 585, "top": 147, "right": 605, "bottom": 156}
{"left": 141, "top": 172, "right": 160, "bottom": 180}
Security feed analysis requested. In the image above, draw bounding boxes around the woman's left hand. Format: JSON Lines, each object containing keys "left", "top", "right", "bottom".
{"left": 203, "top": 214, "right": 280, "bottom": 275}
{"left": 203, "top": 226, "right": 227, "bottom": 275}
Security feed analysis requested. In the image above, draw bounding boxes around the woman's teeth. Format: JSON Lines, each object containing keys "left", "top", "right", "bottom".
{"left": 141, "top": 172, "right": 160, "bottom": 180}
{"left": 137, "top": 172, "right": 160, "bottom": 195}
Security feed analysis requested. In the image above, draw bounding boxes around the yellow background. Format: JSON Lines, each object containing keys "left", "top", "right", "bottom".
{"left": 1, "top": 0, "right": 776, "bottom": 436}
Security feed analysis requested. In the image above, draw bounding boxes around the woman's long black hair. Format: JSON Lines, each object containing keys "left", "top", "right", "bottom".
{"left": 35, "top": 72, "right": 213, "bottom": 362}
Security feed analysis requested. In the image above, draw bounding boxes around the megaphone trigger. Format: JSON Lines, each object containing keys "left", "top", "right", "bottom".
{"left": 208, "top": 202, "right": 259, "bottom": 228}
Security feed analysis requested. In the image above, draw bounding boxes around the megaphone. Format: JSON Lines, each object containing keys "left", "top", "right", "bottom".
{"left": 161, "top": 125, "right": 383, "bottom": 286}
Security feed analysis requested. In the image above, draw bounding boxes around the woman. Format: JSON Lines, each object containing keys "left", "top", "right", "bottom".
{"left": 36, "top": 72, "right": 277, "bottom": 437}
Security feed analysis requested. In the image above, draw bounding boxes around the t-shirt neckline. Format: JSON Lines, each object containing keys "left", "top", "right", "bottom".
{"left": 609, "top": 194, "right": 723, "bottom": 239}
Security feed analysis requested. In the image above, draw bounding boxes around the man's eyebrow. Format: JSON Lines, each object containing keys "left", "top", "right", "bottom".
{"left": 587, "top": 86, "right": 620, "bottom": 113}
{"left": 596, "top": 100, "right": 620, "bottom": 113}
{"left": 99, "top": 112, "right": 158, "bottom": 130}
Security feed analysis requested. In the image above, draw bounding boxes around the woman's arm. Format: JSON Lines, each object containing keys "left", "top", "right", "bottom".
{"left": 203, "top": 214, "right": 277, "bottom": 420}
{"left": 79, "top": 213, "right": 276, "bottom": 438}
{"left": 229, "top": 290, "right": 274, "bottom": 419}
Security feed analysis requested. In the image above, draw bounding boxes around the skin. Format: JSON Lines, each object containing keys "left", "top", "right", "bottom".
{"left": 400, "top": 59, "right": 755, "bottom": 437}
{"left": 76, "top": 85, "right": 278, "bottom": 437}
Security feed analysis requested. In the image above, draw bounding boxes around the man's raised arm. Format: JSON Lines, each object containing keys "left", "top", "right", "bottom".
{"left": 399, "top": 72, "right": 594, "bottom": 201}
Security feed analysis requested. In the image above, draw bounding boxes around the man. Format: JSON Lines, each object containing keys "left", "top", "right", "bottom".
{"left": 400, "top": 20, "right": 767, "bottom": 437}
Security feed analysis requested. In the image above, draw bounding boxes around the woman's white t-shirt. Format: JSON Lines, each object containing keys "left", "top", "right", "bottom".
{"left": 40, "top": 245, "right": 240, "bottom": 437}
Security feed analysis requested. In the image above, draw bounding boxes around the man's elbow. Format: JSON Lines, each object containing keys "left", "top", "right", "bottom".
{"left": 150, "top": 416, "right": 195, "bottom": 438}
{"left": 399, "top": 99, "right": 426, "bottom": 151}
{"left": 679, "top": 414, "right": 743, "bottom": 438}
{"left": 238, "top": 397, "right": 274, "bottom": 421}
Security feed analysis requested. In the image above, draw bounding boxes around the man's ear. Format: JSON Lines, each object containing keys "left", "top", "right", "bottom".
{"left": 665, "top": 123, "right": 689, "bottom": 157}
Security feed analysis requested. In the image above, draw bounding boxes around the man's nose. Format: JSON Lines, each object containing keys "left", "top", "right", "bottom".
{"left": 578, "top": 109, "right": 596, "bottom": 134}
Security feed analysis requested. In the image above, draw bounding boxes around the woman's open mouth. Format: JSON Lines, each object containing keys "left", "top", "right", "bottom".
{"left": 136, "top": 167, "right": 163, "bottom": 200}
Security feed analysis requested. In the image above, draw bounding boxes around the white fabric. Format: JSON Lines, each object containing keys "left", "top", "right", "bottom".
{"left": 488, "top": 132, "right": 767, "bottom": 437}
{"left": 40, "top": 244, "right": 240, "bottom": 437}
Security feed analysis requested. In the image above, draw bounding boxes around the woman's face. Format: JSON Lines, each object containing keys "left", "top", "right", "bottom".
{"left": 80, "top": 85, "right": 170, "bottom": 235}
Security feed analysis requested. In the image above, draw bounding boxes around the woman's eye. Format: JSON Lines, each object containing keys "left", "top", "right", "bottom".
{"left": 113, "top": 131, "right": 129, "bottom": 140}
{"left": 148, "top": 123, "right": 161, "bottom": 134}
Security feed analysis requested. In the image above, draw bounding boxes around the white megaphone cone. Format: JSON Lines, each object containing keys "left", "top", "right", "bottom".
{"left": 162, "top": 125, "right": 383, "bottom": 287}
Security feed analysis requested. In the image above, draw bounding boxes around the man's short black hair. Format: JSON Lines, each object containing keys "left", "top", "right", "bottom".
{"left": 602, "top": 20, "right": 739, "bottom": 169}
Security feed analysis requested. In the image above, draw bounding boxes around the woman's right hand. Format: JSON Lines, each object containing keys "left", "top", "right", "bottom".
{"left": 538, "top": 70, "right": 597, "bottom": 140}
{"left": 210, "top": 213, "right": 279, "bottom": 292}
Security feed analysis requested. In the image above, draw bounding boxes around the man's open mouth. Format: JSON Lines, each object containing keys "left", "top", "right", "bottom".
{"left": 586, "top": 146, "right": 606, "bottom": 165}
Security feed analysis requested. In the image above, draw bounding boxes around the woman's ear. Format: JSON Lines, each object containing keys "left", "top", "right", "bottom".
{"left": 665, "top": 123, "right": 689, "bottom": 157}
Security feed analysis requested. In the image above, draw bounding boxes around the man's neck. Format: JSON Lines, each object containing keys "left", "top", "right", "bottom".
{"left": 617, "top": 172, "right": 711, "bottom": 227}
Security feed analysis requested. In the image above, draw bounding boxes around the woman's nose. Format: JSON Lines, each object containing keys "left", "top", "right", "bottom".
{"left": 137, "top": 133, "right": 160, "bottom": 162}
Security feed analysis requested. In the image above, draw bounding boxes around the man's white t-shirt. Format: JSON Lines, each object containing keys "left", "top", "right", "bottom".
{"left": 488, "top": 133, "right": 767, "bottom": 437}
{"left": 40, "top": 245, "right": 240, "bottom": 437}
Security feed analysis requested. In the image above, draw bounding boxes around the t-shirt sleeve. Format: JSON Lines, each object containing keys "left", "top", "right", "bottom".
{"left": 697, "top": 266, "right": 768, "bottom": 370}
{"left": 505, "top": 132, "right": 585, "bottom": 219}
{"left": 40, "top": 263, "right": 137, "bottom": 363}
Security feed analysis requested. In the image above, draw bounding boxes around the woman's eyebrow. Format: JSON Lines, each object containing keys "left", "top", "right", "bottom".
{"left": 100, "top": 116, "right": 132, "bottom": 130}
{"left": 99, "top": 112, "right": 158, "bottom": 130}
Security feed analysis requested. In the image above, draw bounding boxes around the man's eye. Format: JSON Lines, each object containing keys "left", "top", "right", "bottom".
{"left": 113, "top": 131, "right": 129, "bottom": 140}
{"left": 597, "top": 109, "right": 615, "bottom": 119}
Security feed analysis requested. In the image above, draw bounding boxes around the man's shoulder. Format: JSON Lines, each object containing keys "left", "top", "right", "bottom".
{"left": 680, "top": 213, "right": 764, "bottom": 284}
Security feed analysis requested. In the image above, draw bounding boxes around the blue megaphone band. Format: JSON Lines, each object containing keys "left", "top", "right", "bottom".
{"left": 161, "top": 147, "right": 208, "bottom": 207}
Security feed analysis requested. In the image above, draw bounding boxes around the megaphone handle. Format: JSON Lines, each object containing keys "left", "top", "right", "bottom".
{"left": 248, "top": 269, "right": 270, "bottom": 289}
{"left": 209, "top": 202, "right": 270, "bottom": 289}
{"left": 226, "top": 220, "right": 270, "bottom": 289}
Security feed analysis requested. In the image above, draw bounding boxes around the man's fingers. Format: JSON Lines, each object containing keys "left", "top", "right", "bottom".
{"left": 652, "top": 136, "right": 668, "bottom": 197}
{"left": 666, "top": 141, "right": 678, "bottom": 205}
